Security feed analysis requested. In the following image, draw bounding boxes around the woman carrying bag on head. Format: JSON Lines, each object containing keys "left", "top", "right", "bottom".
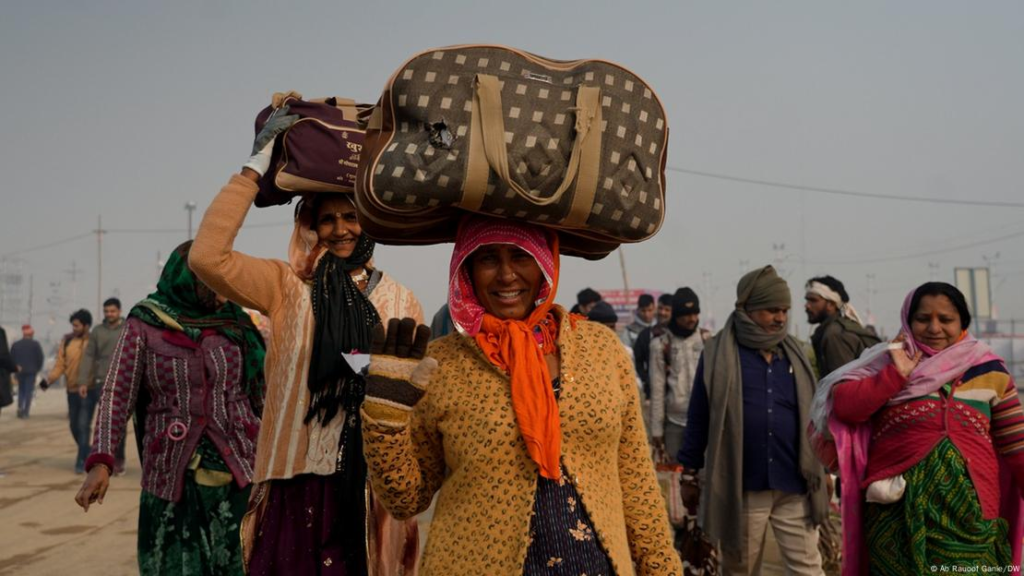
{"left": 360, "top": 216, "right": 682, "bottom": 575}
{"left": 188, "top": 115, "right": 423, "bottom": 576}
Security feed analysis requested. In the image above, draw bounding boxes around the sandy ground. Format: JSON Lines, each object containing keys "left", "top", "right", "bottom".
{"left": 0, "top": 387, "right": 140, "bottom": 576}
{"left": 1, "top": 387, "right": 793, "bottom": 575}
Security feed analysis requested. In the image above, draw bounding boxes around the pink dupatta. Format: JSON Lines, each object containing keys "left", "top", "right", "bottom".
{"left": 810, "top": 288, "right": 1023, "bottom": 575}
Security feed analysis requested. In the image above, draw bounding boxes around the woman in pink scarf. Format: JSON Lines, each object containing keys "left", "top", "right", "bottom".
{"left": 811, "top": 282, "right": 1024, "bottom": 575}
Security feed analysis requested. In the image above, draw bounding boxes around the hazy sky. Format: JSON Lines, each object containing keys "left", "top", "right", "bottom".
{"left": 2, "top": 1, "right": 1023, "bottom": 340}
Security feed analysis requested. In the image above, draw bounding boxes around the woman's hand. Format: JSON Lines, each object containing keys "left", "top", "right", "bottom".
{"left": 75, "top": 465, "right": 110, "bottom": 512}
{"left": 241, "top": 105, "right": 299, "bottom": 178}
{"left": 363, "top": 318, "right": 438, "bottom": 417}
{"left": 889, "top": 333, "right": 923, "bottom": 378}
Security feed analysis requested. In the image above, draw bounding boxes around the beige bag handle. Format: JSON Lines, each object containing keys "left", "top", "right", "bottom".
{"left": 472, "top": 74, "right": 601, "bottom": 207}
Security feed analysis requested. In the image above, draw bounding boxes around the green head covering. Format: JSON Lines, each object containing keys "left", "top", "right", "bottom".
{"left": 736, "top": 265, "right": 791, "bottom": 312}
{"left": 129, "top": 241, "right": 266, "bottom": 398}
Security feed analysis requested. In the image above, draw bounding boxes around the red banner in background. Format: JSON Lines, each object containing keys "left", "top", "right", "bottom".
{"left": 599, "top": 289, "right": 664, "bottom": 323}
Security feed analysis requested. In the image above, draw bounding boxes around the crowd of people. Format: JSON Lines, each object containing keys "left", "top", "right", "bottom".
{"left": 0, "top": 116, "right": 1017, "bottom": 576}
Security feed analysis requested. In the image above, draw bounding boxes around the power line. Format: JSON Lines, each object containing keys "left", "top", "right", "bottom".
{"left": 107, "top": 222, "right": 291, "bottom": 233}
{"left": 668, "top": 166, "right": 1024, "bottom": 208}
{"left": 808, "top": 227, "right": 1024, "bottom": 266}
{"left": 1, "top": 221, "right": 293, "bottom": 258}
{"left": 0, "top": 232, "right": 94, "bottom": 258}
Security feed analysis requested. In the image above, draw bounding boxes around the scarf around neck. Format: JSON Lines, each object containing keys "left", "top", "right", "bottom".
{"left": 305, "top": 235, "right": 381, "bottom": 425}
{"left": 700, "top": 294, "right": 828, "bottom": 557}
{"left": 449, "top": 216, "right": 563, "bottom": 480}
{"left": 810, "top": 286, "right": 1019, "bottom": 576}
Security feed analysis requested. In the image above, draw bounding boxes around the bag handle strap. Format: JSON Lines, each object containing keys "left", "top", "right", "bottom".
{"left": 472, "top": 74, "right": 601, "bottom": 207}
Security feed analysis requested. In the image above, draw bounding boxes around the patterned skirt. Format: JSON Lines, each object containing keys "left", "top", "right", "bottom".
{"left": 138, "top": 439, "right": 250, "bottom": 576}
{"left": 864, "top": 438, "right": 1009, "bottom": 575}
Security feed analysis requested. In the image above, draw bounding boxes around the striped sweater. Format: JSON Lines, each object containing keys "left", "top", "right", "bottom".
{"left": 834, "top": 360, "right": 1024, "bottom": 519}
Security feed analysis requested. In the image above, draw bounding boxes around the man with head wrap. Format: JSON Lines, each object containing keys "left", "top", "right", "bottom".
{"left": 678, "top": 266, "right": 828, "bottom": 575}
{"left": 649, "top": 288, "right": 709, "bottom": 464}
{"left": 804, "top": 275, "right": 880, "bottom": 378}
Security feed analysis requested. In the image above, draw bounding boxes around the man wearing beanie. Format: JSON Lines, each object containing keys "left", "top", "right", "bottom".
{"left": 678, "top": 266, "right": 827, "bottom": 575}
{"left": 649, "top": 288, "right": 708, "bottom": 464}
{"left": 804, "top": 275, "right": 880, "bottom": 377}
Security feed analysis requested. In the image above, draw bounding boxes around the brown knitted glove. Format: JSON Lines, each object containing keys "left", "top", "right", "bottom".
{"left": 362, "top": 318, "right": 437, "bottom": 427}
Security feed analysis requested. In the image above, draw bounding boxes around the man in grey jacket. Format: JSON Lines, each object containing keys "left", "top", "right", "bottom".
{"left": 649, "top": 288, "right": 708, "bottom": 462}
{"left": 79, "top": 297, "right": 127, "bottom": 474}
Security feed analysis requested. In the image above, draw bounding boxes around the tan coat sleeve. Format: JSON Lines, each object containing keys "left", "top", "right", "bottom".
{"left": 612, "top": 339, "right": 683, "bottom": 575}
{"left": 189, "top": 175, "right": 289, "bottom": 315}
{"left": 47, "top": 340, "right": 68, "bottom": 383}
{"left": 361, "top": 379, "right": 445, "bottom": 520}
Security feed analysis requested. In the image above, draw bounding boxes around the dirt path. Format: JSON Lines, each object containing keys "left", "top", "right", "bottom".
{"left": 0, "top": 388, "right": 140, "bottom": 575}
{"left": 2, "top": 388, "right": 795, "bottom": 575}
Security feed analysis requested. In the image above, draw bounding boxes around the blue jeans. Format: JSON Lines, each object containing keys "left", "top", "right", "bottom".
{"left": 67, "top": 388, "right": 126, "bottom": 471}
{"left": 67, "top": 389, "right": 100, "bottom": 469}
{"left": 17, "top": 372, "right": 36, "bottom": 415}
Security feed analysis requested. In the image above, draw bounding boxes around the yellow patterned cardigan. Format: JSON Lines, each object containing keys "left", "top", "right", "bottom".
{"left": 362, "top": 307, "right": 682, "bottom": 575}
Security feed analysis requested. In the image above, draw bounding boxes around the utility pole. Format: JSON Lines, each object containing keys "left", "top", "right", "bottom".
{"left": 772, "top": 242, "right": 787, "bottom": 278}
{"left": 27, "top": 275, "right": 33, "bottom": 325}
{"left": 65, "top": 260, "right": 80, "bottom": 309}
{"left": 702, "top": 271, "right": 717, "bottom": 332}
{"left": 617, "top": 247, "right": 630, "bottom": 296}
{"left": 185, "top": 202, "right": 198, "bottom": 240}
{"left": 865, "top": 273, "right": 877, "bottom": 328}
{"left": 983, "top": 252, "right": 1001, "bottom": 317}
{"left": 95, "top": 216, "right": 106, "bottom": 314}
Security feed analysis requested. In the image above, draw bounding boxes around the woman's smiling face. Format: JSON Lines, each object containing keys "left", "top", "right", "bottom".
{"left": 909, "top": 294, "right": 962, "bottom": 351}
{"left": 469, "top": 244, "right": 544, "bottom": 320}
{"left": 315, "top": 195, "right": 362, "bottom": 258}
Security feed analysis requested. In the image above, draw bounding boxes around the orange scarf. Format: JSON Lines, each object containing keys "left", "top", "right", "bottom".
{"left": 473, "top": 236, "right": 563, "bottom": 480}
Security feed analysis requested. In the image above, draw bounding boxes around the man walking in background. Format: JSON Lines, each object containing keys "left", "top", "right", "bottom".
{"left": 0, "top": 326, "right": 17, "bottom": 419}
{"left": 633, "top": 292, "right": 674, "bottom": 398}
{"left": 649, "top": 288, "right": 708, "bottom": 463}
{"left": 620, "top": 293, "right": 657, "bottom": 349}
{"left": 804, "top": 275, "right": 880, "bottom": 378}
{"left": 573, "top": 287, "right": 603, "bottom": 316}
{"left": 11, "top": 325, "right": 44, "bottom": 418}
{"left": 79, "top": 298, "right": 127, "bottom": 475}
{"left": 679, "top": 266, "right": 828, "bottom": 575}
{"left": 41, "top": 309, "right": 93, "bottom": 473}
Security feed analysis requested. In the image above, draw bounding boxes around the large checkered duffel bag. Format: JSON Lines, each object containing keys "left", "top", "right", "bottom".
{"left": 355, "top": 45, "right": 668, "bottom": 259}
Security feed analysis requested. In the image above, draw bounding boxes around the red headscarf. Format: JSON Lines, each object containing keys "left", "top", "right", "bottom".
{"left": 449, "top": 216, "right": 562, "bottom": 480}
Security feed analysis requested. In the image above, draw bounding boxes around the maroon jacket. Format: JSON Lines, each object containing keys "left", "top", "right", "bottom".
{"left": 86, "top": 318, "right": 261, "bottom": 501}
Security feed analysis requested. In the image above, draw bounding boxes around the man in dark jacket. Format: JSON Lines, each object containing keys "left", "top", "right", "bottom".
{"left": 0, "top": 326, "right": 18, "bottom": 417}
{"left": 804, "top": 275, "right": 880, "bottom": 378}
{"left": 632, "top": 292, "right": 674, "bottom": 397}
{"left": 11, "top": 324, "right": 44, "bottom": 418}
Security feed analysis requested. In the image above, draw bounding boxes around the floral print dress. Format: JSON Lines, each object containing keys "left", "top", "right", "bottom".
{"left": 523, "top": 378, "right": 614, "bottom": 576}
